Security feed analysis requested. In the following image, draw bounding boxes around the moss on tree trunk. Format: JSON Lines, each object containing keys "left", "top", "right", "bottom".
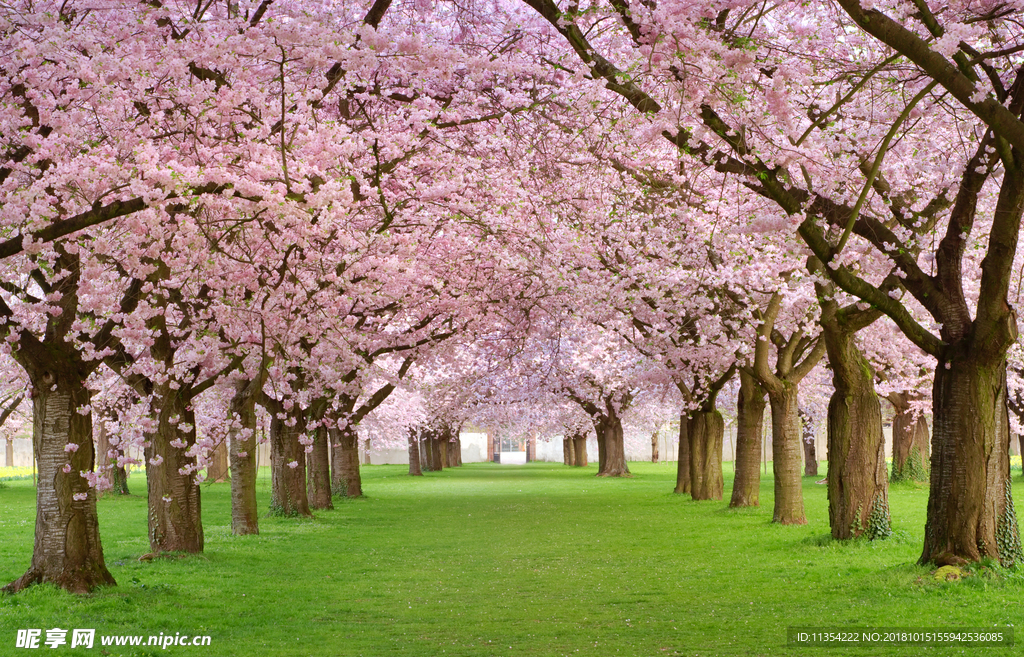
{"left": 730, "top": 371, "right": 765, "bottom": 508}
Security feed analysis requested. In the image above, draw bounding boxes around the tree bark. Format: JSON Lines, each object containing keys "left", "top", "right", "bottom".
{"left": 420, "top": 432, "right": 432, "bottom": 471}
{"left": 331, "top": 426, "right": 363, "bottom": 497}
{"left": 730, "top": 371, "right": 765, "bottom": 508}
{"left": 800, "top": 409, "right": 818, "bottom": 477}
{"left": 674, "top": 413, "right": 690, "bottom": 493}
{"left": 146, "top": 386, "right": 204, "bottom": 552}
{"left": 5, "top": 437, "right": 12, "bottom": 468}
{"left": 572, "top": 434, "right": 587, "bottom": 467}
{"left": 265, "top": 401, "right": 312, "bottom": 517}
{"left": 4, "top": 373, "right": 115, "bottom": 594}
{"left": 688, "top": 408, "right": 725, "bottom": 500}
{"left": 651, "top": 429, "right": 659, "bottom": 463}
{"left": 889, "top": 392, "right": 930, "bottom": 482}
{"left": 409, "top": 432, "right": 423, "bottom": 476}
{"left": 595, "top": 408, "right": 630, "bottom": 477}
{"left": 307, "top": 426, "right": 333, "bottom": 510}
{"left": 206, "top": 440, "right": 230, "bottom": 483}
{"left": 768, "top": 383, "right": 806, "bottom": 525}
{"left": 821, "top": 324, "right": 889, "bottom": 540}
{"left": 228, "top": 378, "right": 260, "bottom": 535}
{"left": 445, "top": 426, "right": 459, "bottom": 468}
{"left": 430, "top": 434, "right": 446, "bottom": 472}
{"left": 563, "top": 437, "right": 572, "bottom": 465}
{"left": 812, "top": 260, "right": 891, "bottom": 539}
{"left": 94, "top": 414, "right": 130, "bottom": 496}
{"left": 923, "top": 358, "right": 1022, "bottom": 566}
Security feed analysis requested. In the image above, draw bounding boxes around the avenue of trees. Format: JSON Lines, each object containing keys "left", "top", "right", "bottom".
{"left": 3, "top": 0, "right": 1024, "bottom": 593}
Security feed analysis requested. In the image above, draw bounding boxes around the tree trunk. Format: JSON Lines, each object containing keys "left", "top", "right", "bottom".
{"left": 4, "top": 372, "right": 115, "bottom": 594}
{"left": 730, "top": 371, "right": 765, "bottom": 508}
{"left": 889, "top": 392, "right": 930, "bottom": 482}
{"left": 409, "top": 432, "right": 423, "bottom": 476}
{"left": 331, "top": 426, "right": 363, "bottom": 498}
{"left": 800, "top": 409, "right": 818, "bottom": 477}
{"left": 206, "top": 441, "right": 230, "bottom": 483}
{"left": 93, "top": 419, "right": 130, "bottom": 496}
{"left": 228, "top": 378, "right": 260, "bottom": 535}
{"left": 595, "top": 417, "right": 607, "bottom": 473}
{"left": 826, "top": 386, "right": 889, "bottom": 540}
{"left": 572, "top": 434, "right": 587, "bottom": 467}
{"left": 94, "top": 417, "right": 110, "bottom": 479}
{"left": 5, "top": 437, "right": 12, "bottom": 468}
{"left": 455, "top": 436, "right": 463, "bottom": 466}
{"left": 430, "top": 434, "right": 445, "bottom": 472}
{"left": 821, "top": 319, "right": 890, "bottom": 540}
{"left": 420, "top": 433, "right": 432, "bottom": 471}
{"left": 307, "top": 426, "right": 333, "bottom": 510}
{"left": 596, "top": 410, "right": 630, "bottom": 477}
{"left": 266, "top": 403, "right": 312, "bottom": 517}
{"left": 768, "top": 383, "right": 806, "bottom": 525}
{"left": 146, "top": 386, "right": 204, "bottom": 552}
{"left": 922, "top": 358, "right": 1022, "bottom": 566}
{"left": 445, "top": 427, "right": 459, "bottom": 468}
{"left": 651, "top": 430, "right": 659, "bottom": 463}
{"left": 563, "top": 437, "right": 572, "bottom": 465}
{"left": 674, "top": 413, "right": 690, "bottom": 493}
{"left": 110, "top": 463, "right": 129, "bottom": 496}
{"left": 688, "top": 409, "right": 725, "bottom": 500}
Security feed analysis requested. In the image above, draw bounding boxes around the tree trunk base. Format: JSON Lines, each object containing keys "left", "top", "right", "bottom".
{"left": 4, "top": 564, "right": 115, "bottom": 595}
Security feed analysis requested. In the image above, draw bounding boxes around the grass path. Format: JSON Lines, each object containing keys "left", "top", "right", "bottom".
{"left": 1, "top": 461, "right": 1022, "bottom": 656}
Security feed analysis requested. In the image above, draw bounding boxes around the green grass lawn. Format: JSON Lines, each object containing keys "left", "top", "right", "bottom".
{"left": 1, "top": 461, "right": 1022, "bottom": 656}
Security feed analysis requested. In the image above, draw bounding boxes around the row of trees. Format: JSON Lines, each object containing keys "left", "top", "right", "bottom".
{"left": 3, "top": 0, "right": 1024, "bottom": 593}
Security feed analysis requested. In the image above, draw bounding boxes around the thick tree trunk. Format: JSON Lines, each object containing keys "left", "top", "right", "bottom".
{"left": 730, "top": 371, "right": 765, "bottom": 508}
{"left": 146, "top": 387, "right": 204, "bottom": 552}
{"left": 768, "top": 383, "right": 806, "bottom": 525}
{"left": 563, "top": 437, "right": 572, "bottom": 465}
{"left": 409, "top": 432, "right": 423, "bottom": 476}
{"left": 228, "top": 379, "right": 260, "bottom": 535}
{"left": 572, "top": 434, "right": 587, "bottom": 467}
{"left": 922, "top": 358, "right": 1022, "bottom": 566}
{"left": 651, "top": 430, "right": 659, "bottom": 463}
{"left": 331, "top": 426, "right": 363, "bottom": 498}
{"left": 688, "top": 409, "right": 725, "bottom": 500}
{"left": 826, "top": 384, "right": 889, "bottom": 540}
{"left": 307, "top": 426, "right": 333, "bottom": 510}
{"left": 445, "top": 427, "right": 459, "bottom": 468}
{"left": 430, "top": 435, "right": 445, "bottom": 472}
{"left": 889, "top": 392, "right": 930, "bottom": 482}
{"left": 420, "top": 433, "right": 432, "bottom": 471}
{"left": 206, "top": 441, "right": 230, "bottom": 483}
{"left": 674, "top": 413, "right": 690, "bottom": 494}
{"left": 4, "top": 374, "right": 115, "bottom": 594}
{"left": 267, "top": 404, "right": 312, "bottom": 517}
{"left": 595, "top": 411, "right": 630, "bottom": 477}
{"left": 800, "top": 410, "right": 818, "bottom": 477}
{"left": 455, "top": 436, "right": 463, "bottom": 466}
